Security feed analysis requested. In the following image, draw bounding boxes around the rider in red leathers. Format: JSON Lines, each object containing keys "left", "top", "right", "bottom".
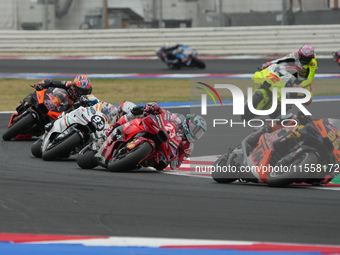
{"left": 103, "top": 102, "right": 207, "bottom": 170}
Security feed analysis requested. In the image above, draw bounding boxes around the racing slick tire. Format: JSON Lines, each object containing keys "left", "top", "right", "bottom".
{"left": 31, "top": 138, "right": 43, "bottom": 158}
{"left": 266, "top": 151, "right": 319, "bottom": 187}
{"left": 42, "top": 132, "right": 82, "bottom": 161}
{"left": 2, "top": 114, "right": 36, "bottom": 141}
{"left": 77, "top": 149, "right": 98, "bottom": 169}
{"left": 108, "top": 142, "right": 153, "bottom": 172}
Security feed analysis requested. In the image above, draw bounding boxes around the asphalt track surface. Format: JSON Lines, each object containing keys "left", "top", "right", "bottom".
{"left": 1, "top": 59, "right": 340, "bottom": 246}
{"left": 2, "top": 102, "right": 340, "bottom": 245}
{"left": 0, "top": 58, "right": 339, "bottom": 74}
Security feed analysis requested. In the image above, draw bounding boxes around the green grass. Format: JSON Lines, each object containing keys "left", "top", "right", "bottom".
{"left": 0, "top": 79, "right": 190, "bottom": 111}
{"left": 1, "top": 78, "right": 339, "bottom": 111}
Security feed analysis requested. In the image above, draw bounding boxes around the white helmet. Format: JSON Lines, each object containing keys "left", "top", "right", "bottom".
{"left": 117, "top": 101, "right": 136, "bottom": 119}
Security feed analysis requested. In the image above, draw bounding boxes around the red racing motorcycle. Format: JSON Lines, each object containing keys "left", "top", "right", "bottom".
{"left": 77, "top": 111, "right": 184, "bottom": 172}
{"left": 2, "top": 87, "right": 69, "bottom": 141}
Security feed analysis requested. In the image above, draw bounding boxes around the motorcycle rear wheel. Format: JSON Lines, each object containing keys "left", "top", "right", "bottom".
{"left": 266, "top": 151, "right": 319, "bottom": 187}
{"left": 42, "top": 132, "right": 82, "bottom": 161}
{"left": 108, "top": 142, "right": 153, "bottom": 172}
{"left": 2, "top": 114, "right": 36, "bottom": 141}
{"left": 77, "top": 149, "right": 98, "bottom": 169}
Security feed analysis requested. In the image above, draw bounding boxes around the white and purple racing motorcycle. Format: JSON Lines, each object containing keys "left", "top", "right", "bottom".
{"left": 31, "top": 103, "right": 110, "bottom": 161}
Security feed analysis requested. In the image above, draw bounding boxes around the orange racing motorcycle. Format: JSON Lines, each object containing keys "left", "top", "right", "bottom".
{"left": 212, "top": 116, "right": 340, "bottom": 187}
{"left": 2, "top": 87, "right": 69, "bottom": 141}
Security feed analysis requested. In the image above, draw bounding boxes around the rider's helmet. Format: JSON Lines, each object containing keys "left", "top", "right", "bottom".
{"left": 117, "top": 101, "right": 136, "bottom": 119}
{"left": 162, "top": 42, "right": 170, "bottom": 50}
{"left": 298, "top": 44, "right": 315, "bottom": 65}
{"left": 180, "top": 114, "right": 207, "bottom": 143}
{"left": 72, "top": 75, "right": 92, "bottom": 99}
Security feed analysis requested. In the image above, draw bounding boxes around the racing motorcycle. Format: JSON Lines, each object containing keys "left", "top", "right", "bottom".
{"left": 2, "top": 87, "right": 69, "bottom": 141}
{"left": 156, "top": 45, "right": 206, "bottom": 69}
{"left": 77, "top": 111, "right": 183, "bottom": 172}
{"left": 212, "top": 116, "right": 340, "bottom": 187}
{"left": 32, "top": 103, "right": 110, "bottom": 161}
{"left": 333, "top": 50, "right": 340, "bottom": 65}
{"left": 242, "top": 63, "right": 298, "bottom": 121}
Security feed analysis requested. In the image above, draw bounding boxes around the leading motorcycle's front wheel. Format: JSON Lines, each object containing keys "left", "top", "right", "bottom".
{"left": 42, "top": 132, "right": 82, "bottom": 161}
{"left": 266, "top": 151, "right": 319, "bottom": 187}
{"left": 2, "top": 114, "right": 36, "bottom": 141}
{"left": 107, "top": 142, "right": 153, "bottom": 172}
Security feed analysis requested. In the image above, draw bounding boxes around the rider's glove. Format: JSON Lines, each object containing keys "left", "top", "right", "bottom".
{"left": 262, "top": 62, "right": 272, "bottom": 69}
{"left": 33, "top": 83, "right": 45, "bottom": 91}
{"left": 79, "top": 95, "right": 89, "bottom": 106}
{"left": 144, "top": 102, "right": 161, "bottom": 115}
{"left": 65, "top": 81, "right": 73, "bottom": 88}
{"left": 131, "top": 105, "right": 144, "bottom": 116}
{"left": 33, "top": 78, "right": 51, "bottom": 91}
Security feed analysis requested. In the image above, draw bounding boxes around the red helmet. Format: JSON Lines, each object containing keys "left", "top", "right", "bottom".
{"left": 298, "top": 44, "right": 315, "bottom": 65}
{"left": 72, "top": 75, "right": 92, "bottom": 99}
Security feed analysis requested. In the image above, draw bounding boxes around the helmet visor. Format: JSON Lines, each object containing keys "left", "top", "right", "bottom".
{"left": 74, "top": 85, "right": 92, "bottom": 97}
{"left": 299, "top": 55, "right": 312, "bottom": 65}
{"left": 189, "top": 121, "right": 205, "bottom": 141}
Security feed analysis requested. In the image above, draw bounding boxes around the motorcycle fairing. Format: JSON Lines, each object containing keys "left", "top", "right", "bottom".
{"left": 313, "top": 119, "right": 340, "bottom": 162}
{"left": 126, "top": 137, "right": 156, "bottom": 151}
{"left": 250, "top": 135, "right": 274, "bottom": 183}
{"left": 100, "top": 112, "right": 182, "bottom": 169}
{"left": 41, "top": 106, "right": 109, "bottom": 154}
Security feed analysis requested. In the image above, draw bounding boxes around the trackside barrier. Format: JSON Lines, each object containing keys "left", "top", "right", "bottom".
{"left": 0, "top": 25, "right": 339, "bottom": 56}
